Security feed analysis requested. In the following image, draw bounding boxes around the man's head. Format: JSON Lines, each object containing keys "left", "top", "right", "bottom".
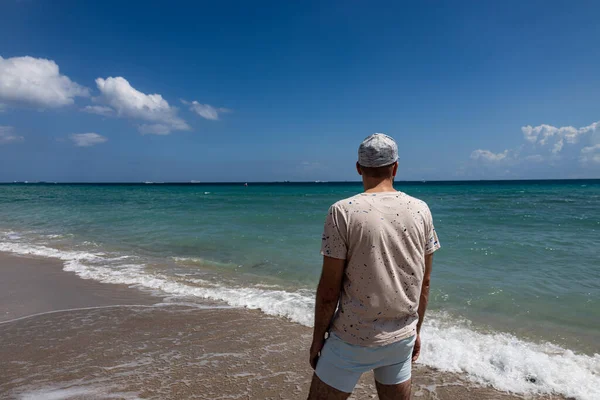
{"left": 356, "top": 133, "right": 398, "bottom": 180}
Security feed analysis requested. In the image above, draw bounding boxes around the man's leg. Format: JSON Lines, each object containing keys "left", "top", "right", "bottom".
{"left": 372, "top": 334, "right": 416, "bottom": 399}
{"left": 374, "top": 378, "right": 411, "bottom": 400}
{"left": 307, "top": 374, "right": 352, "bottom": 400}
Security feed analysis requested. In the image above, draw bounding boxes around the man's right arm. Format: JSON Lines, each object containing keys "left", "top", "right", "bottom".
{"left": 413, "top": 253, "right": 434, "bottom": 362}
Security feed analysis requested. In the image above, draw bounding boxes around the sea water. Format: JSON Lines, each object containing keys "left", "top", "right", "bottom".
{"left": 0, "top": 181, "right": 598, "bottom": 399}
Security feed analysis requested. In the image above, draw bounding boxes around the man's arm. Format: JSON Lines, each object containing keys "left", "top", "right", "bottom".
{"left": 417, "top": 253, "right": 434, "bottom": 334}
{"left": 413, "top": 253, "right": 434, "bottom": 362}
{"left": 309, "top": 255, "right": 345, "bottom": 369}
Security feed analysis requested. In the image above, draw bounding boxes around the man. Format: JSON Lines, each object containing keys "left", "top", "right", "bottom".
{"left": 308, "top": 133, "right": 440, "bottom": 400}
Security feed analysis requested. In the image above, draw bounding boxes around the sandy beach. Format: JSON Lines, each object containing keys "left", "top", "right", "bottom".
{"left": 0, "top": 252, "right": 569, "bottom": 399}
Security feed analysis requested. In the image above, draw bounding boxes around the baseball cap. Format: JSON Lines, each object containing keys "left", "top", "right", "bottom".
{"left": 358, "top": 133, "right": 398, "bottom": 167}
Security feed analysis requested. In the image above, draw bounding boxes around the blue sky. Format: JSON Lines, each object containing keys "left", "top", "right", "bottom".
{"left": 1, "top": 0, "right": 599, "bottom": 182}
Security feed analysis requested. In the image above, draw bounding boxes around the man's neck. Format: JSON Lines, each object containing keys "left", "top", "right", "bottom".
{"left": 363, "top": 178, "right": 396, "bottom": 193}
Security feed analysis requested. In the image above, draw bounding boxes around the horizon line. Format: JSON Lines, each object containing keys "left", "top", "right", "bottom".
{"left": 1, "top": 178, "right": 598, "bottom": 185}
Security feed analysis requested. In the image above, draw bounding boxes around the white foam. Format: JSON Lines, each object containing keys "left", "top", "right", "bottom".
{"left": 43, "top": 234, "right": 68, "bottom": 239}
{"left": 420, "top": 313, "right": 600, "bottom": 400}
{"left": 64, "top": 259, "right": 315, "bottom": 326}
{"left": 17, "top": 385, "right": 141, "bottom": 400}
{"left": 2, "top": 239, "right": 599, "bottom": 400}
{"left": 0, "top": 241, "right": 101, "bottom": 263}
{"left": 172, "top": 256, "right": 238, "bottom": 268}
{"left": 6, "top": 232, "right": 22, "bottom": 240}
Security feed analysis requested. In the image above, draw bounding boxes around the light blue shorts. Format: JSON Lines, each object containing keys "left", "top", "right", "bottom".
{"left": 315, "top": 332, "right": 416, "bottom": 393}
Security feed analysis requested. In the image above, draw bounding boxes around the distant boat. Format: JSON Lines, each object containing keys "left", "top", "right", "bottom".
{"left": 244, "top": 182, "right": 248, "bottom": 187}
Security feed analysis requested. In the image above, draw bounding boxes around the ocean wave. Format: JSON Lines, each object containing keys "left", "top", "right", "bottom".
{"left": 421, "top": 313, "right": 600, "bottom": 400}
{"left": 0, "top": 241, "right": 103, "bottom": 262}
{"left": 1, "top": 239, "right": 598, "bottom": 399}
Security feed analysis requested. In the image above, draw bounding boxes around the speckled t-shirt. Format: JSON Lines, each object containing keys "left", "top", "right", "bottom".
{"left": 321, "top": 191, "right": 440, "bottom": 347}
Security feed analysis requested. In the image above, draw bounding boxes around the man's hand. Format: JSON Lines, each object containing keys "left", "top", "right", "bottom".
{"left": 309, "top": 336, "right": 325, "bottom": 369}
{"left": 412, "top": 334, "right": 421, "bottom": 362}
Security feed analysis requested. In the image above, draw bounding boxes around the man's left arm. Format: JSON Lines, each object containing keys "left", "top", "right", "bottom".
{"left": 309, "top": 255, "right": 345, "bottom": 369}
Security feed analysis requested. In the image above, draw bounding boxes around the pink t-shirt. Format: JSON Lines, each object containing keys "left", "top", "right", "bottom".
{"left": 320, "top": 191, "right": 440, "bottom": 347}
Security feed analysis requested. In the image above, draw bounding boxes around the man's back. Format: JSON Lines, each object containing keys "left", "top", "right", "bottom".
{"left": 308, "top": 133, "right": 440, "bottom": 399}
{"left": 321, "top": 191, "right": 440, "bottom": 346}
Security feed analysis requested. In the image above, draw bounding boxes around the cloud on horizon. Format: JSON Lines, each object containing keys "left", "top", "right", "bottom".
{"left": 182, "top": 100, "right": 230, "bottom": 121}
{"left": 95, "top": 77, "right": 189, "bottom": 135}
{"left": 580, "top": 144, "right": 600, "bottom": 164}
{"left": 522, "top": 121, "right": 599, "bottom": 147}
{"left": 69, "top": 132, "right": 107, "bottom": 147}
{"left": 470, "top": 149, "right": 510, "bottom": 162}
{"left": 471, "top": 120, "right": 600, "bottom": 170}
{"left": 0, "top": 56, "right": 89, "bottom": 108}
{"left": 0, "top": 126, "right": 24, "bottom": 144}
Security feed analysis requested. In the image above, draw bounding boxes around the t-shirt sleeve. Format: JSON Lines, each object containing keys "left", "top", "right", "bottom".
{"left": 424, "top": 206, "right": 441, "bottom": 255}
{"left": 320, "top": 204, "right": 348, "bottom": 260}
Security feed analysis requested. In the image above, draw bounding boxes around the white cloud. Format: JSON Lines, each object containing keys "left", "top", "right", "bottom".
{"left": 552, "top": 138, "right": 564, "bottom": 154}
{"left": 581, "top": 153, "right": 600, "bottom": 164}
{"left": 470, "top": 149, "right": 509, "bottom": 162}
{"left": 0, "top": 56, "right": 89, "bottom": 108}
{"left": 81, "top": 105, "right": 114, "bottom": 117}
{"left": 0, "top": 126, "right": 24, "bottom": 144}
{"left": 581, "top": 144, "right": 600, "bottom": 154}
{"left": 183, "top": 100, "right": 230, "bottom": 121}
{"left": 95, "top": 77, "right": 189, "bottom": 134}
{"left": 579, "top": 122, "right": 600, "bottom": 135}
{"left": 580, "top": 144, "right": 600, "bottom": 164}
{"left": 470, "top": 119, "right": 600, "bottom": 176}
{"left": 521, "top": 121, "right": 599, "bottom": 152}
{"left": 69, "top": 133, "right": 107, "bottom": 147}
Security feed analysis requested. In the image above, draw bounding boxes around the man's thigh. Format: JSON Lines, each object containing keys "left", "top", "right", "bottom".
{"left": 307, "top": 374, "right": 352, "bottom": 400}
{"left": 375, "top": 378, "right": 412, "bottom": 400}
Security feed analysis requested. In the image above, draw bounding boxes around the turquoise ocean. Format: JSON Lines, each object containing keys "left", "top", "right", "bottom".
{"left": 0, "top": 181, "right": 598, "bottom": 399}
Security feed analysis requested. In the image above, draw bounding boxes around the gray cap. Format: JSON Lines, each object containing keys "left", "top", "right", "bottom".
{"left": 358, "top": 133, "right": 398, "bottom": 167}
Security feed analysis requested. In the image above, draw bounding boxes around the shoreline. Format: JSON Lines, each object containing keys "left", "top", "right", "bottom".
{"left": 0, "top": 252, "right": 568, "bottom": 399}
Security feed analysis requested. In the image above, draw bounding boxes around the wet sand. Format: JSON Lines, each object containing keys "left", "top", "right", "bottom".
{"left": 0, "top": 252, "right": 568, "bottom": 399}
{"left": 0, "top": 253, "right": 158, "bottom": 322}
